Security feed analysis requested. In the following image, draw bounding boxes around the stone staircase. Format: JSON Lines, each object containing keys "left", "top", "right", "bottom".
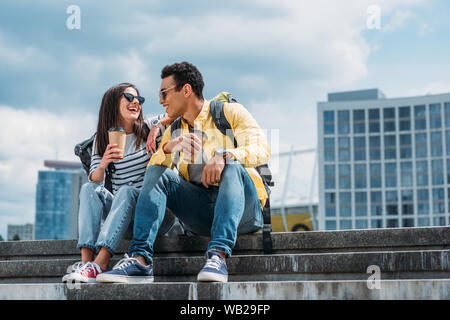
{"left": 1, "top": 226, "right": 450, "bottom": 300}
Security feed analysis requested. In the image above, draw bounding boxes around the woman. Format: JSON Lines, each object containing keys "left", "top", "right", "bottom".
{"left": 63, "top": 83, "right": 173, "bottom": 283}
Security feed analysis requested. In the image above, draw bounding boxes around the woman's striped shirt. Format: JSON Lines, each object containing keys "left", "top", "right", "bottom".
{"left": 89, "top": 114, "right": 167, "bottom": 194}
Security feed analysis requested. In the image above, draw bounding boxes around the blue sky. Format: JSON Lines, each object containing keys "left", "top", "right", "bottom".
{"left": 0, "top": 0, "right": 449, "bottom": 239}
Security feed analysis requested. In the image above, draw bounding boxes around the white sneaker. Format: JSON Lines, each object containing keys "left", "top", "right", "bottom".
{"left": 62, "top": 261, "right": 85, "bottom": 283}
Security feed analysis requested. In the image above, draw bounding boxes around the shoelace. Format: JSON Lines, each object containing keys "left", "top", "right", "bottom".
{"left": 70, "top": 261, "right": 84, "bottom": 273}
{"left": 204, "top": 255, "right": 222, "bottom": 271}
{"left": 80, "top": 262, "right": 101, "bottom": 275}
{"left": 112, "top": 254, "right": 137, "bottom": 270}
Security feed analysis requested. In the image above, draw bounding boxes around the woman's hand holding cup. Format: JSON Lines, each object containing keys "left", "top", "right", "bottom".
{"left": 99, "top": 143, "right": 123, "bottom": 169}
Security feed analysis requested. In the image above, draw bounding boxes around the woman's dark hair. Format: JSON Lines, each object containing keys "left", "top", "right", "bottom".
{"left": 95, "top": 82, "right": 146, "bottom": 157}
{"left": 161, "top": 61, "right": 204, "bottom": 99}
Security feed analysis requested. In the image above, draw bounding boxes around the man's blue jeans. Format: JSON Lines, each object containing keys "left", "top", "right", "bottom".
{"left": 129, "top": 161, "right": 263, "bottom": 264}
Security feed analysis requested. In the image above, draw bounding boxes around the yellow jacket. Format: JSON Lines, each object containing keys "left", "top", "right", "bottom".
{"left": 148, "top": 99, "right": 271, "bottom": 208}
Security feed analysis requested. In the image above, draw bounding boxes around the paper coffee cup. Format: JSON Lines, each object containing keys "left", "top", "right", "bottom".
{"left": 108, "top": 127, "right": 126, "bottom": 159}
{"left": 184, "top": 129, "right": 207, "bottom": 164}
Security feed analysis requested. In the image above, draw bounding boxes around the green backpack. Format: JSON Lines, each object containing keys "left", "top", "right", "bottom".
{"left": 170, "top": 92, "right": 274, "bottom": 254}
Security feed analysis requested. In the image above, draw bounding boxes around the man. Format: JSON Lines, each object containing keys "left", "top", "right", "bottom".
{"left": 97, "top": 62, "right": 270, "bottom": 283}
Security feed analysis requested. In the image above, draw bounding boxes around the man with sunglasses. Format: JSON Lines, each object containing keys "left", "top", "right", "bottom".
{"left": 97, "top": 61, "right": 270, "bottom": 284}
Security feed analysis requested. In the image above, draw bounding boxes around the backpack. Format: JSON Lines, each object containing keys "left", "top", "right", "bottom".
{"left": 170, "top": 92, "right": 274, "bottom": 254}
{"left": 74, "top": 124, "right": 150, "bottom": 193}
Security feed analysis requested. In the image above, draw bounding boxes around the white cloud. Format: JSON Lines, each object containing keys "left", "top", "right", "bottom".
{"left": 0, "top": 106, "right": 97, "bottom": 239}
{"left": 383, "top": 10, "right": 414, "bottom": 32}
{"left": 418, "top": 22, "right": 434, "bottom": 36}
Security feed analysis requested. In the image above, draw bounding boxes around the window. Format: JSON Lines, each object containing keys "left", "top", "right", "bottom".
{"left": 418, "top": 218, "right": 430, "bottom": 227}
{"left": 369, "top": 109, "right": 380, "bottom": 133}
{"left": 432, "top": 159, "right": 444, "bottom": 185}
{"left": 416, "top": 160, "right": 428, "bottom": 187}
{"left": 353, "top": 109, "right": 365, "bottom": 133}
{"left": 355, "top": 192, "right": 367, "bottom": 217}
{"left": 355, "top": 220, "right": 368, "bottom": 229}
{"left": 400, "top": 134, "right": 412, "bottom": 159}
{"left": 371, "top": 191, "right": 382, "bottom": 216}
{"left": 386, "top": 191, "right": 398, "bottom": 216}
{"left": 353, "top": 137, "right": 366, "bottom": 161}
{"left": 339, "top": 192, "right": 352, "bottom": 217}
{"left": 354, "top": 164, "right": 367, "bottom": 189}
{"left": 371, "top": 219, "right": 383, "bottom": 228}
{"left": 431, "top": 132, "right": 443, "bottom": 157}
{"left": 415, "top": 133, "right": 427, "bottom": 158}
{"left": 385, "top": 162, "right": 397, "bottom": 187}
{"left": 383, "top": 107, "right": 395, "bottom": 132}
{"left": 401, "top": 189, "right": 414, "bottom": 215}
{"left": 326, "top": 220, "right": 336, "bottom": 230}
{"left": 324, "top": 111, "right": 334, "bottom": 134}
{"left": 340, "top": 220, "right": 352, "bottom": 229}
{"left": 324, "top": 138, "right": 335, "bottom": 162}
{"left": 369, "top": 136, "right": 381, "bottom": 160}
{"left": 445, "top": 102, "right": 450, "bottom": 128}
{"left": 325, "top": 165, "right": 335, "bottom": 189}
{"left": 446, "top": 131, "right": 450, "bottom": 156}
{"left": 325, "top": 192, "right": 336, "bottom": 217}
{"left": 429, "top": 103, "right": 442, "bottom": 129}
{"left": 433, "top": 217, "right": 446, "bottom": 226}
{"left": 384, "top": 135, "right": 396, "bottom": 160}
{"left": 417, "top": 189, "right": 429, "bottom": 215}
{"left": 339, "top": 165, "right": 351, "bottom": 189}
{"left": 414, "top": 105, "right": 426, "bottom": 130}
{"left": 370, "top": 164, "right": 382, "bottom": 188}
{"left": 402, "top": 218, "right": 414, "bottom": 227}
{"left": 400, "top": 162, "right": 413, "bottom": 187}
{"left": 399, "top": 106, "right": 411, "bottom": 131}
{"left": 432, "top": 188, "right": 445, "bottom": 214}
{"left": 338, "top": 137, "right": 350, "bottom": 162}
{"left": 338, "top": 110, "right": 350, "bottom": 134}
{"left": 387, "top": 219, "right": 399, "bottom": 228}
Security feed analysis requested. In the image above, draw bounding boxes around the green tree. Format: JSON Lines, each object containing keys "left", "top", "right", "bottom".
{"left": 0, "top": 235, "right": 4, "bottom": 241}
{"left": 12, "top": 234, "right": 20, "bottom": 241}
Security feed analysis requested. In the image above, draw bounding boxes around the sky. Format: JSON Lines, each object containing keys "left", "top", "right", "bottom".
{"left": 0, "top": 0, "right": 449, "bottom": 239}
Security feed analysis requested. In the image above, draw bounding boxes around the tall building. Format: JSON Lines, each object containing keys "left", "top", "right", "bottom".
{"left": 317, "top": 89, "right": 450, "bottom": 230}
{"left": 7, "top": 223, "right": 34, "bottom": 241}
{"left": 34, "top": 160, "right": 87, "bottom": 240}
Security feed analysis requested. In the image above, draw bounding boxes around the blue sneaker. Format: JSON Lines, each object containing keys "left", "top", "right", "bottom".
{"left": 197, "top": 251, "right": 228, "bottom": 283}
{"left": 96, "top": 254, "right": 154, "bottom": 284}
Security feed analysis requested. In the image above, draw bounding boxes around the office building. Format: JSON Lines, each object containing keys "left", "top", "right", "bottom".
{"left": 34, "top": 160, "right": 87, "bottom": 240}
{"left": 317, "top": 89, "right": 450, "bottom": 230}
{"left": 7, "top": 223, "right": 34, "bottom": 241}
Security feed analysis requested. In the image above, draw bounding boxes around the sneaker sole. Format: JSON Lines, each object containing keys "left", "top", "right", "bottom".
{"left": 66, "top": 272, "right": 98, "bottom": 283}
{"left": 197, "top": 271, "right": 228, "bottom": 283}
{"left": 96, "top": 274, "right": 154, "bottom": 284}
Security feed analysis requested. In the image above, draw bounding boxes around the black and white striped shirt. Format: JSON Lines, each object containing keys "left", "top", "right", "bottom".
{"left": 89, "top": 114, "right": 167, "bottom": 194}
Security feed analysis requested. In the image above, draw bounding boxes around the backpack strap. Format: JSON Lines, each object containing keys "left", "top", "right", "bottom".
{"left": 209, "top": 99, "right": 273, "bottom": 254}
{"left": 209, "top": 99, "right": 238, "bottom": 148}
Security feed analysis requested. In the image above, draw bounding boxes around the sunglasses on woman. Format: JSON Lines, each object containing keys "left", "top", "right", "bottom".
{"left": 122, "top": 92, "right": 145, "bottom": 105}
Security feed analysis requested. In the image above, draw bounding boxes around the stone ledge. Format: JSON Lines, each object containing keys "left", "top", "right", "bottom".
{"left": 1, "top": 250, "right": 449, "bottom": 282}
{"left": 1, "top": 226, "right": 450, "bottom": 258}
{"left": 1, "top": 279, "right": 450, "bottom": 300}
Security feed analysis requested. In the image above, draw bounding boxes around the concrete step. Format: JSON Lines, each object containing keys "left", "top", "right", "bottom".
{"left": 1, "top": 226, "right": 450, "bottom": 260}
{"left": 1, "top": 279, "right": 450, "bottom": 300}
{"left": 1, "top": 249, "right": 449, "bottom": 284}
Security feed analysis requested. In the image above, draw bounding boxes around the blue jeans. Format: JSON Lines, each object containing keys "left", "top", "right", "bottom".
{"left": 129, "top": 161, "right": 263, "bottom": 264}
{"left": 77, "top": 182, "right": 138, "bottom": 256}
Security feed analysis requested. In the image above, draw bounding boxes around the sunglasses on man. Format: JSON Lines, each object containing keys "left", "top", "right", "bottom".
{"left": 122, "top": 92, "right": 145, "bottom": 105}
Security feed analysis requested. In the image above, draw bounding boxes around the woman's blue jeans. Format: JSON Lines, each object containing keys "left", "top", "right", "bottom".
{"left": 129, "top": 161, "right": 263, "bottom": 265}
{"left": 77, "top": 182, "right": 138, "bottom": 256}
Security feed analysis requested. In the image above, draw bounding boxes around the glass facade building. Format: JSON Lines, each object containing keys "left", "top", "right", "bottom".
{"left": 317, "top": 89, "right": 450, "bottom": 230}
{"left": 34, "top": 161, "right": 86, "bottom": 240}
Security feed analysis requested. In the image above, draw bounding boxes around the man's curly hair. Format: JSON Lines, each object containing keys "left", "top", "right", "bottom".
{"left": 161, "top": 61, "right": 204, "bottom": 99}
